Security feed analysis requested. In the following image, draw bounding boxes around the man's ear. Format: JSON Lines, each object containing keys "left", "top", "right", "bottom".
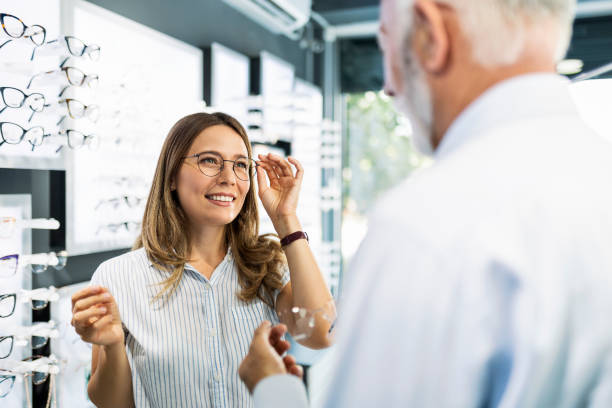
{"left": 412, "top": 0, "right": 450, "bottom": 74}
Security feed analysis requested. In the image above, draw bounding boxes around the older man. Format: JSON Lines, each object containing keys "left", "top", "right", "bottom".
{"left": 240, "top": 0, "right": 612, "bottom": 406}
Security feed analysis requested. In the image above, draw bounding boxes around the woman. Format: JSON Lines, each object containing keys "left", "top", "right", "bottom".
{"left": 70, "top": 112, "right": 334, "bottom": 407}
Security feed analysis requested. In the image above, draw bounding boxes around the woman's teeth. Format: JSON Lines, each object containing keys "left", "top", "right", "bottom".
{"left": 208, "top": 195, "right": 233, "bottom": 202}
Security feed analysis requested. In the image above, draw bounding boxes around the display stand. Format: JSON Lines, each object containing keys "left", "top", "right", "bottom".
{"left": 0, "top": 194, "right": 32, "bottom": 407}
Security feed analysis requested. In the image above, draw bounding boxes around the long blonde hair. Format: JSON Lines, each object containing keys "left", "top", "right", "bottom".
{"left": 134, "top": 112, "right": 286, "bottom": 306}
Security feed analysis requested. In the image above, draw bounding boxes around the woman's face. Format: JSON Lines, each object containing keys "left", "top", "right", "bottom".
{"left": 174, "top": 125, "right": 251, "bottom": 228}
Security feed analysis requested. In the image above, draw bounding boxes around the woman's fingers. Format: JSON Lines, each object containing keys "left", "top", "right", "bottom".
{"left": 258, "top": 161, "right": 281, "bottom": 187}
{"left": 73, "top": 305, "right": 108, "bottom": 327}
{"left": 287, "top": 157, "right": 303, "bottom": 181}
{"left": 72, "top": 292, "right": 113, "bottom": 314}
{"left": 267, "top": 154, "right": 293, "bottom": 177}
{"left": 92, "top": 314, "right": 114, "bottom": 330}
{"left": 71, "top": 286, "right": 103, "bottom": 309}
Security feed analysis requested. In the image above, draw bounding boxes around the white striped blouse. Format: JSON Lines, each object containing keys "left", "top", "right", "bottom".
{"left": 90, "top": 247, "right": 289, "bottom": 408}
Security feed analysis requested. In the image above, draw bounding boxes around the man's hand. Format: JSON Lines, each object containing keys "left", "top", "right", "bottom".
{"left": 239, "top": 321, "right": 303, "bottom": 393}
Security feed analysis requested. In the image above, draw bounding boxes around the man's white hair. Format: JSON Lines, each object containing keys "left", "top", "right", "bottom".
{"left": 395, "top": 0, "right": 577, "bottom": 66}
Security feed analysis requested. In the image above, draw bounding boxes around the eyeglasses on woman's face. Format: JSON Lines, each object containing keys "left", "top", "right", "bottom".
{"left": 183, "top": 151, "right": 258, "bottom": 182}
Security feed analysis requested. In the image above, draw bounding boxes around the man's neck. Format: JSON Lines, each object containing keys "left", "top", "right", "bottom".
{"left": 431, "top": 61, "right": 557, "bottom": 149}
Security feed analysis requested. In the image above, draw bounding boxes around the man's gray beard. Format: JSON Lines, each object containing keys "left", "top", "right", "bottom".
{"left": 392, "top": 59, "right": 435, "bottom": 157}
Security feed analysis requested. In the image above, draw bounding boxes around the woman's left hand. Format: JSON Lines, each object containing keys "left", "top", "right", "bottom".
{"left": 256, "top": 153, "right": 303, "bottom": 236}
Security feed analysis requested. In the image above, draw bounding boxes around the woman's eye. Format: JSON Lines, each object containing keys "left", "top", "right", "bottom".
{"left": 200, "top": 157, "right": 219, "bottom": 165}
{"left": 236, "top": 161, "right": 248, "bottom": 169}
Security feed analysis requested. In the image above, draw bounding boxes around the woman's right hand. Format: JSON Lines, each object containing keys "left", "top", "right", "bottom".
{"left": 71, "top": 286, "right": 124, "bottom": 347}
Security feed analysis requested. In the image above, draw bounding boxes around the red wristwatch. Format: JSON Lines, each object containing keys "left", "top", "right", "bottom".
{"left": 280, "top": 231, "right": 309, "bottom": 247}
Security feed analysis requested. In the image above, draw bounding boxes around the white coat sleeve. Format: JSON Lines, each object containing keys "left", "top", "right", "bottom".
{"left": 253, "top": 374, "right": 309, "bottom": 408}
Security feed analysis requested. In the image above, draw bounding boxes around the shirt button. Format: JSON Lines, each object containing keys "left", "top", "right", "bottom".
{"left": 209, "top": 329, "right": 217, "bottom": 337}
{"left": 213, "top": 373, "right": 221, "bottom": 382}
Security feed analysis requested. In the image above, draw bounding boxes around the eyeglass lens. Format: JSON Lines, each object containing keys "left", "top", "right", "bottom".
{"left": 0, "top": 294, "right": 16, "bottom": 317}
{"left": 0, "top": 256, "right": 18, "bottom": 279}
{"left": 196, "top": 153, "right": 255, "bottom": 181}
{"left": 24, "top": 24, "right": 45, "bottom": 46}
{"left": 0, "top": 217, "right": 16, "bottom": 238}
{"left": 0, "top": 336, "right": 13, "bottom": 359}
{"left": 0, "top": 14, "right": 25, "bottom": 38}
{"left": 0, "top": 374, "right": 15, "bottom": 397}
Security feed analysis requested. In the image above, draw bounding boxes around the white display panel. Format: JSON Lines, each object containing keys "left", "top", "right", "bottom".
{"left": 65, "top": 0, "right": 204, "bottom": 255}
{"left": 260, "top": 51, "right": 295, "bottom": 143}
{"left": 51, "top": 281, "right": 95, "bottom": 408}
{"left": 210, "top": 42, "right": 250, "bottom": 126}
{"left": 0, "top": 0, "right": 65, "bottom": 170}
{"left": 0, "top": 194, "right": 32, "bottom": 408}
{"left": 570, "top": 78, "right": 612, "bottom": 142}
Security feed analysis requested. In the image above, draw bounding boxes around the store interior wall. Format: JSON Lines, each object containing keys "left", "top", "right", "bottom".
{"left": 0, "top": 0, "right": 325, "bottom": 289}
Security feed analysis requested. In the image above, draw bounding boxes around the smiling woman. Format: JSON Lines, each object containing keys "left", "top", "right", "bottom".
{"left": 69, "top": 112, "right": 335, "bottom": 408}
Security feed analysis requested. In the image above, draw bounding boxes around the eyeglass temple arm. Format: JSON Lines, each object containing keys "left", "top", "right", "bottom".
{"left": 0, "top": 39, "right": 12, "bottom": 50}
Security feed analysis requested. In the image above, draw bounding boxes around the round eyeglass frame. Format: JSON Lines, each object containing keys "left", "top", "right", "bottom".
{"left": 183, "top": 152, "right": 258, "bottom": 181}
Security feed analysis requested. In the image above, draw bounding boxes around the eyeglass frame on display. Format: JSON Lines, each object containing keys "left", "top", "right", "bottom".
{"left": 0, "top": 335, "right": 50, "bottom": 360}
{"left": 0, "top": 13, "right": 46, "bottom": 60}
{"left": 27, "top": 59, "right": 99, "bottom": 91}
{"left": 0, "top": 251, "right": 68, "bottom": 277}
{"left": 0, "top": 217, "right": 60, "bottom": 239}
{"left": 0, "top": 294, "right": 16, "bottom": 318}
{"left": 0, "top": 372, "right": 15, "bottom": 398}
{"left": 96, "top": 221, "right": 141, "bottom": 235}
{"left": 183, "top": 151, "right": 259, "bottom": 181}
{"left": 0, "top": 87, "right": 48, "bottom": 122}
{"left": 53, "top": 129, "right": 99, "bottom": 154}
{"left": 94, "top": 196, "right": 144, "bottom": 211}
{"left": 56, "top": 98, "right": 100, "bottom": 126}
{"left": 0, "top": 122, "right": 51, "bottom": 151}
{"left": 32, "top": 35, "right": 100, "bottom": 63}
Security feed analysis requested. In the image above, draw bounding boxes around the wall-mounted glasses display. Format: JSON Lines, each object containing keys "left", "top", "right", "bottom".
{"left": 0, "top": 122, "right": 49, "bottom": 150}
{"left": 0, "top": 87, "right": 47, "bottom": 122}
{"left": 0, "top": 217, "right": 59, "bottom": 238}
{"left": 0, "top": 13, "right": 46, "bottom": 60}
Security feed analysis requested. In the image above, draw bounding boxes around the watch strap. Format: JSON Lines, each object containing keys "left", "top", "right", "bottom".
{"left": 280, "top": 231, "right": 309, "bottom": 247}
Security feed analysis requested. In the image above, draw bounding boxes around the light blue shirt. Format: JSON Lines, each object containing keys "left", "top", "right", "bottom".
{"left": 255, "top": 74, "right": 612, "bottom": 407}
{"left": 91, "top": 247, "right": 289, "bottom": 408}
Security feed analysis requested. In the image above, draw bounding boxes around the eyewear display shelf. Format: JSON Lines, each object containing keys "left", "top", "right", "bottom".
{"left": 0, "top": 194, "right": 33, "bottom": 408}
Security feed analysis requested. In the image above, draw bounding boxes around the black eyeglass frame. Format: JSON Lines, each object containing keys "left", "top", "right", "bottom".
{"left": 0, "top": 122, "right": 50, "bottom": 151}
{"left": 0, "top": 336, "right": 13, "bottom": 359}
{"left": 0, "top": 294, "right": 16, "bottom": 318}
{"left": 0, "top": 87, "right": 48, "bottom": 122}
{"left": 183, "top": 152, "right": 259, "bottom": 181}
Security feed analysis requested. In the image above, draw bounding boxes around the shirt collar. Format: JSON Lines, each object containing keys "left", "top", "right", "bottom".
{"left": 435, "top": 73, "right": 576, "bottom": 159}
